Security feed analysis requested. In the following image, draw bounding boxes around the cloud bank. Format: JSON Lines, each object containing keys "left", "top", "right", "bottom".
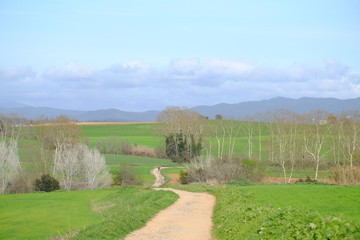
{"left": 0, "top": 59, "right": 359, "bottom": 111}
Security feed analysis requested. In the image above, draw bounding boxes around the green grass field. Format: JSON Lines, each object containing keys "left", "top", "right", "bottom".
{"left": 241, "top": 184, "right": 360, "bottom": 224}
{"left": 0, "top": 187, "right": 178, "bottom": 240}
{"left": 161, "top": 167, "right": 184, "bottom": 184}
{"left": 172, "top": 184, "right": 360, "bottom": 239}
{"left": 80, "top": 124, "right": 163, "bottom": 149}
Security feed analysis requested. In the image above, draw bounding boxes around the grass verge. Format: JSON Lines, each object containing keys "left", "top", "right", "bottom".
{"left": 171, "top": 184, "right": 360, "bottom": 239}
{"left": 0, "top": 187, "right": 178, "bottom": 240}
{"left": 73, "top": 186, "right": 178, "bottom": 240}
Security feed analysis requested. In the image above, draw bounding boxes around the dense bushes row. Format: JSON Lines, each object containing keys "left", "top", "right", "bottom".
{"left": 95, "top": 137, "right": 166, "bottom": 159}
{"left": 331, "top": 165, "right": 360, "bottom": 185}
{"left": 5, "top": 164, "right": 143, "bottom": 194}
{"left": 4, "top": 173, "right": 60, "bottom": 193}
{"left": 180, "top": 156, "right": 265, "bottom": 184}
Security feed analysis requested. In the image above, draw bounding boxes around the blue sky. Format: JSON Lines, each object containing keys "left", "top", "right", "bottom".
{"left": 0, "top": 0, "right": 359, "bottom": 111}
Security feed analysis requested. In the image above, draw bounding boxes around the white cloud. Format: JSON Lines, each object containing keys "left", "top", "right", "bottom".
{"left": 0, "top": 59, "right": 358, "bottom": 111}
{"left": 0, "top": 67, "right": 35, "bottom": 81}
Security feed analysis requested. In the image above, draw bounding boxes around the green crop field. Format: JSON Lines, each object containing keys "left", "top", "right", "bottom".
{"left": 0, "top": 187, "right": 178, "bottom": 240}
{"left": 80, "top": 124, "right": 163, "bottom": 149}
{"left": 104, "top": 153, "right": 178, "bottom": 167}
{"left": 173, "top": 184, "right": 360, "bottom": 239}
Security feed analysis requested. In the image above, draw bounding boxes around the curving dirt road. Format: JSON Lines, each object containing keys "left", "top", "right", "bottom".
{"left": 124, "top": 168, "right": 216, "bottom": 240}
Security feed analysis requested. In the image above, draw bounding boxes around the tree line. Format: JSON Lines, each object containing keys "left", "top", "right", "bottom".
{"left": 157, "top": 107, "right": 360, "bottom": 184}
{"left": 0, "top": 115, "right": 111, "bottom": 194}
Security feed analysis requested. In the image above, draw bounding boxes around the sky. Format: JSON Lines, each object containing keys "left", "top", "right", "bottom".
{"left": 0, "top": 0, "right": 359, "bottom": 111}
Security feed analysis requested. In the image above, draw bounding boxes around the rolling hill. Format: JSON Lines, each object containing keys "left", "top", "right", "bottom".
{"left": 1, "top": 97, "right": 359, "bottom": 122}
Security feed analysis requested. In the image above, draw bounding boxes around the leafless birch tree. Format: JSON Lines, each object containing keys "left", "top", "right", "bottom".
{"left": 338, "top": 111, "right": 360, "bottom": 166}
{"left": 54, "top": 144, "right": 111, "bottom": 190}
{"left": 0, "top": 139, "right": 21, "bottom": 194}
{"left": 82, "top": 146, "right": 111, "bottom": 189}
{"left": 302, "top": 110, "right": 329, "bottom": 181}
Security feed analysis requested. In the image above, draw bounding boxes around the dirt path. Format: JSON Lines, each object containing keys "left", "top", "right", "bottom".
{"left": 152, "top": 167, "right": 165, "bottom": 187}
{"left": 124, "top": 168, "right": 216, "bottom": 240}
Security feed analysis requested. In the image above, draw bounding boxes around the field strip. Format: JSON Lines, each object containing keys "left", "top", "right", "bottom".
{"left": 124, "top": 168, "right": 216, "bottom": 240}
{"left": 76, "top": 122, "right": 157, "bottom": 125}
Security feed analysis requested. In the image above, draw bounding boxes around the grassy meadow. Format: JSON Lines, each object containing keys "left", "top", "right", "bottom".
{"left": 173, "top": 184, "right": 360, "bottom": 239}
{"left": 80, "top": 124, "right": 163, "bottom": 149}
{"left": 0, "top": 187, "right": 178, "bottom": 240}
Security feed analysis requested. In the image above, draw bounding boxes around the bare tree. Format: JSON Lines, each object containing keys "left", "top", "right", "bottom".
{"left": 41, "top": 115, "right": 82, "bottom": 175}
{"left": 302, "top": 110, "right": 329, "bottom": 181}
{"left": 269, "top": 110, "right": 301, "bottom": 183}
{"left": 242, "top": 117, "right": 255, "bottom": 159}
{"left": 0, "top": 115, "right": 22, "bottom": 194}
{"left": 338, "top": 111, "right": 360, "bottom": 167}
{"left": 157, "top": 107, "right": 205, "bottom": 162}
{"left": 205, "top": 119, "right": 241, "bottom": 160}
{"left": 54, "top": 144, "right": 82, "bottom": 190}
{"left": 82, "top": 146, "right": 112, "bottom": 190}
{"left": 0, "top": 139, "right": 21, "bottom": 193}
{"left": 54, "top": 144, "right": 111, "bottom": 190}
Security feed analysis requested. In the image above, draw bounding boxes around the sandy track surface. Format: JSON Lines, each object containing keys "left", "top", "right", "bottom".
{"left": 124, "top": 168, "right": 216, "bottom": 240}
{"left": 152, "top": 167, "right": 165, "bottom": 187}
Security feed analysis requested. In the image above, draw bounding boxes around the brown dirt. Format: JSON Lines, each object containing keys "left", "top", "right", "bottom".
{"left": 167, "top": 173, "right": 180, "bottom": 185}
{"left": 125, "top": 168, "right": 216, "bottom": 240}
{"left": 260, "top": 177, "right": 336, "bottom": 184}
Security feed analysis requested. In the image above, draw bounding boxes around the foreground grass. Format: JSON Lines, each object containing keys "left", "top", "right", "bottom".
{"left": 0, "top": 187, "right": 178, "bottom": 240}
{"left": 0, "top": 189, "right": 109, "bottom": 239}
{"left": 172, "top": 184, "right": 360, "bottom": 239}
{"left": 243, "top": 184, "right": 360, "bottom": 224}
{"left": 73, "top": 186, "right": 178, "bottom": 240}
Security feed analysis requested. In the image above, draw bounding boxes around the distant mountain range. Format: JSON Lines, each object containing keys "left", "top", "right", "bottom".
{"left": 1, "top": 97, "right": 359, "bottom": 122}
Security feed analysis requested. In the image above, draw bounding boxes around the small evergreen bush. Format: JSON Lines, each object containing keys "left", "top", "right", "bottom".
{"left": 34, "top": 174, "right": 60, "bottom": 192}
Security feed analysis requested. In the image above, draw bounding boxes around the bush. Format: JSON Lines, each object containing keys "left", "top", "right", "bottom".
{"left": 182, "top": 156, "right": 264, "bottom": 185}
{"left": 240, "top": 158, "right": 265, "bottom": 182}
{"left": 227, "top": 177, "right": 253, "bottom": 186}
{"left": 179, "top": 170, "right": 190, "bottom": 184}
{"left": 114, "top": 164, "right": 142, "bottom": 186}
{"left": 331, "top": 165, "right": 360, "bottom": 185}
{"left": 130, "top": 145, "right": 158, "bottom": 158}
{"left": 5, "top": 172, "right": 34, "bottom": 194}
{"left": 296, "top": 176, "right": 318, "bottom": 184}
{"left": 34, "top": 174, "right": 60, "bottom": 192}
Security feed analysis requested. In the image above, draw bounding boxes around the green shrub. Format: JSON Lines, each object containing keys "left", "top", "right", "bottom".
{"left": 34, "top": 174, "right": 60, "bottom": 192}
{"left": 240, "top": 158, "right": 265, "bottom": 182}
{"left": 179, "top": 170, "right": 190, "bottom": 184}
{"left": 114, "top": 164, "right": 142, "bottom": 186}
{"left": 5, "top": 171, "right": 34, "bottom": 194}
{"left": 227, "top": 177, "right": 253, "bottom": 186}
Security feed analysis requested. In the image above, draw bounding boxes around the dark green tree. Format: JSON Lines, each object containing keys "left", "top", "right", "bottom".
{"left": 34, "top": 174, "right": 60, "bottom": 192}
